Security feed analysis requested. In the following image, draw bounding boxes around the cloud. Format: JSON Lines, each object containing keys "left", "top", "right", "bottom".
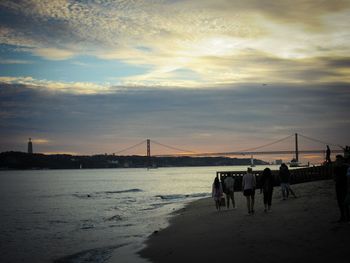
{"left": 31, "top": 138, "right": 50, "bottom": 144}
{"left": 0, "top": 58, "right": 32, "bottom": 64}
{"left": 1, "top": 81, "right": 349, "bottom": 155}
{"left": 32, "top": 47, "right": 75, "bottom": 60}
{"left": 0, "top": 0, "right": 349, "bottom": 88}
{"left": 188, "top": 0, "right": 350, "bottom": 28}
{"left": 0, "top": 76, "right": 113, "bottom": 94}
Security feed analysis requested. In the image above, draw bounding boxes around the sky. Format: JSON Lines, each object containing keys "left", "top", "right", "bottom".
{"left": 0, "top": 0, "right": 350, "bottom": 163}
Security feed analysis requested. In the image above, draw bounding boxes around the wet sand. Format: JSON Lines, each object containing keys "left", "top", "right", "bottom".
{"left": 139, "top": 180, "right": 350, "bottom": 263}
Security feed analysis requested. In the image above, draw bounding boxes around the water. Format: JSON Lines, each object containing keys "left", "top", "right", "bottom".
{"left": 0, "top": 165, "right": 279, "bottom": 263}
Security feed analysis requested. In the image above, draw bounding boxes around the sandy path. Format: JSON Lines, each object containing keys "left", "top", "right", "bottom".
{"left": 139, "top": 180, "right": 350, "bottom": 263}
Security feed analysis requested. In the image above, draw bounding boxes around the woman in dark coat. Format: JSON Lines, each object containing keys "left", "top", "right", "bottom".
{"left": 260, "top": 168, "right": 274, "bottom": 212}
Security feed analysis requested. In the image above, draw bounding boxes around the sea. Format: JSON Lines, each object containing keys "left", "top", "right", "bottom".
{"left": 0, "top": 165, "right": 280, "bottom": 263}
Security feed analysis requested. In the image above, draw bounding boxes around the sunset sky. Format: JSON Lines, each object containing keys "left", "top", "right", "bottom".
{"left": 1, "top": 0, "right": 349, "bottom": 162}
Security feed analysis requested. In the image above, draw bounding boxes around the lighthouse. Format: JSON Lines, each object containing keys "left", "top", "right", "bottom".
{"left": 28, "top": 138, "right": 33, "bottom": 154}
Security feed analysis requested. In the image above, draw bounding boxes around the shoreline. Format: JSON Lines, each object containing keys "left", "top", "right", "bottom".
{"left": 139, "top": 180, "right": 350, "bottom": 263}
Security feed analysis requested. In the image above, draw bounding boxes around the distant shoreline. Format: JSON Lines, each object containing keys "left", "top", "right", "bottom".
{"left": 0, "top": 151, "right": 268, "bottom": 170}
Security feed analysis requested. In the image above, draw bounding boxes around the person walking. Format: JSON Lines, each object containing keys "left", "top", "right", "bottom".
{"left": 224, "top": 175, "right": 235, "bottom": 209}
{"left": 260, "top": 167, "right": 274, "bottom": 212}
{"left": 279, "top": 163, "right": 297, "bottom": 199}
{"left": 242, "top": 167, "right": 256, "bottom": 215}
{"left": 212, "top": 176, "right": 223, "bottom": 211}
{"left": 345, "top": 164, "right": 350, "bottom": 222}
{"left": 334, "top": 155, "right": 349, "bottom": 222}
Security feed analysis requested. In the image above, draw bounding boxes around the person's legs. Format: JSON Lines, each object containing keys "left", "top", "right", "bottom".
{"left": 268, "top": 190, "right": 273, "bottom": 210}
{"left": 336, "top": 189, "right": 345, "bottom": 221}
{"left": 225, "top": 193, "right": 230, "bottom": 209}
{"left": 281, "top": 183, "right": 286, "bottom": 200}
{"left": 231, "top": 192, "right": 236, "bottom": 208}
{"left": 246, "top": 196, "right": 251, "bottom": 214}
{"left": 263, "top": 191, "right": 268, "bottom": 212}
{"left": 251, "top": 193, "right": 255, "bottom": 214}
{"left": 344, "top": 203, "right": 349, "bottom": 222}
{"left": 288, "top": 184, "right": 297, "bottom": 198}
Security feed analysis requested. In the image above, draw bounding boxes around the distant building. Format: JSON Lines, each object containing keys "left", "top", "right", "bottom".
{"left": 28, "top": 138, "right": 33, "bottom": 154}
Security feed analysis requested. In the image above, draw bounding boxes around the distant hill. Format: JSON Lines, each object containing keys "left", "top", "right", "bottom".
{"left": 0, "top": 151, "right": 268, "bottom": 170}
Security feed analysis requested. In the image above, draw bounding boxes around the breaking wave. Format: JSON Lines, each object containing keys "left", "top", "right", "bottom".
{"left": 72, "top": 189, "right": 143, "bottom": 199}
{"left": 156, "top": 192, "right": 209, "bottom": 200}
{"left": 54, "top": 244, "right": 127, "bottom": 263}
{"left": 100, "top": 189, "right": 143, "bottom": 194}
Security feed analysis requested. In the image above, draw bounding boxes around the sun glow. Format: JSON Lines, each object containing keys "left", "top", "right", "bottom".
{"left": 186, "top": 36, "right": 239, "bottom": 57}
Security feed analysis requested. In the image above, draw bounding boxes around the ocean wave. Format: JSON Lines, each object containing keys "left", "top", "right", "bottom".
{"left": 54, "top": 244, "right": 127, "bottom": 263}
{"left": 72, "top": 193, "right": 94, "bottom": 199}
{"left": 108, "top": 223, "right": 134, "bottom": 228}
{"left": 156, "top": 192, "right": 210, "bottom": 200}
{"left": 99, "top": 189, "right": 143, "bottom": 194}
{"left": 80, "top": 223, "right": 95, "bottom": 230}
{"left": 104, "top": 215, "right": 123, "bottom": 222}
{"left": 49, "top": 220, "right": 69, "bottom": 225}
{"left": 72, "top": 189, "right": 143, "bottom": 199}
{"left": 141, "top": 202, "right": 173, "bottom": 211}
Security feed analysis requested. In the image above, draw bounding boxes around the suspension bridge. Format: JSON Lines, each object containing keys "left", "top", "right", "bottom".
{"left": 113, "top": 133, "right": 345, "bottom": 163}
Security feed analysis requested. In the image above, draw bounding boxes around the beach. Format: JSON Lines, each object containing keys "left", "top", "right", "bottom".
{"left": 139, "top": 180, "right": 350, "bottom": 263}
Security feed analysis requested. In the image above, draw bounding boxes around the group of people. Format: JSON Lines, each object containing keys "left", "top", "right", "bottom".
{"left": 212, "top": 156, "right": 350, "bottom": 222}
{"left": 212, "top": 163, "right": 297, "bottom": 214}
{"left": 212, "top": 174, "right": 235, "bottom": 211}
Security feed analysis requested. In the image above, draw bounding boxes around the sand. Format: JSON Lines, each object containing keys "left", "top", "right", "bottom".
{"left": 139, "top": 180, "right": 350, "bottom": 263}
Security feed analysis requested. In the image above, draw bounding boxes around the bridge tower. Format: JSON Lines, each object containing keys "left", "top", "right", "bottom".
{"left": 147, "top": 139, "right": 150, "bottom": 157}
{"left": 295, "top": 133, "right": 299, "bottom": 162}
{"left": 147, "top": 139, "right": 151, "bottom": 167}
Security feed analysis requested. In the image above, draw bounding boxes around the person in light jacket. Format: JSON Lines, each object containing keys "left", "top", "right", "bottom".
{"left": 242, "top": 167, "right": 256, "bottom": 215}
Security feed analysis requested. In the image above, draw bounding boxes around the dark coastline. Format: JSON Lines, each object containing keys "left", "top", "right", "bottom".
{"left": 0, "top": 151, "right": 267, "bottom": 170}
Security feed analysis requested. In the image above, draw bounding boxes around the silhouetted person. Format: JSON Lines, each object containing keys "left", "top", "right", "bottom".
{"left": 279, "top": 163, "right": 289, "bottom": 200}
{"left": 212, "top": 176, "right": 223, "bottom": 211}
{"left": 260, "top": 168, "right": 274, "bottom": 212}
{"left": 224, "top": 175, "right": 235, "bottom": 209}
{"left": 220, "top": 174, "right": 227, "bottom": 196}
{"left": 220, "top": 175, "right": 226, "bottom": 207}
{"left": 242, "top": 167, "right": 256, "bottom": 215}
{"left": 326, "top": 145, "right": 331, "bottom": 163}
{"left": 334, "top": 155, "right": 349, "bottom": 222}
{"left": 345, "top": 165, "right": 350, "bottom": 221}
{"left": 279, "top": 163, "right": 297, "bottom": 199}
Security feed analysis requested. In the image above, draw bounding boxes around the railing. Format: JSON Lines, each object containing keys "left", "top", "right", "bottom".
{"left": 216, "top": 165, "right": 333, "bottom": 191}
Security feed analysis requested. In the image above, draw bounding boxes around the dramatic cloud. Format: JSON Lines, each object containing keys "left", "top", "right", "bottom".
{"left": 1, "top": 82, "right": 348, "bottom": 159}
{"left": 0, "top": 76, "right": 113, "bottom": 94}
{"left": 1, "top": 0, "right": 350, "bottom": 87}
{"left": 0, "top": 1, "right": 349, "bottom": 160}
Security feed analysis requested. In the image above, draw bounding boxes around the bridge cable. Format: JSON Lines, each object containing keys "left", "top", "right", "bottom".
{"left": 113, "top": 140, "right": 147, "bottom": 155}
{"left": 237, "top": 134, "right": 294, "bottom": 153}
{"left": 298, "top": 134, "right": 343, "bottom": 149}
{"left": 151, "top": 140, "right": 197, "bottom": 154}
